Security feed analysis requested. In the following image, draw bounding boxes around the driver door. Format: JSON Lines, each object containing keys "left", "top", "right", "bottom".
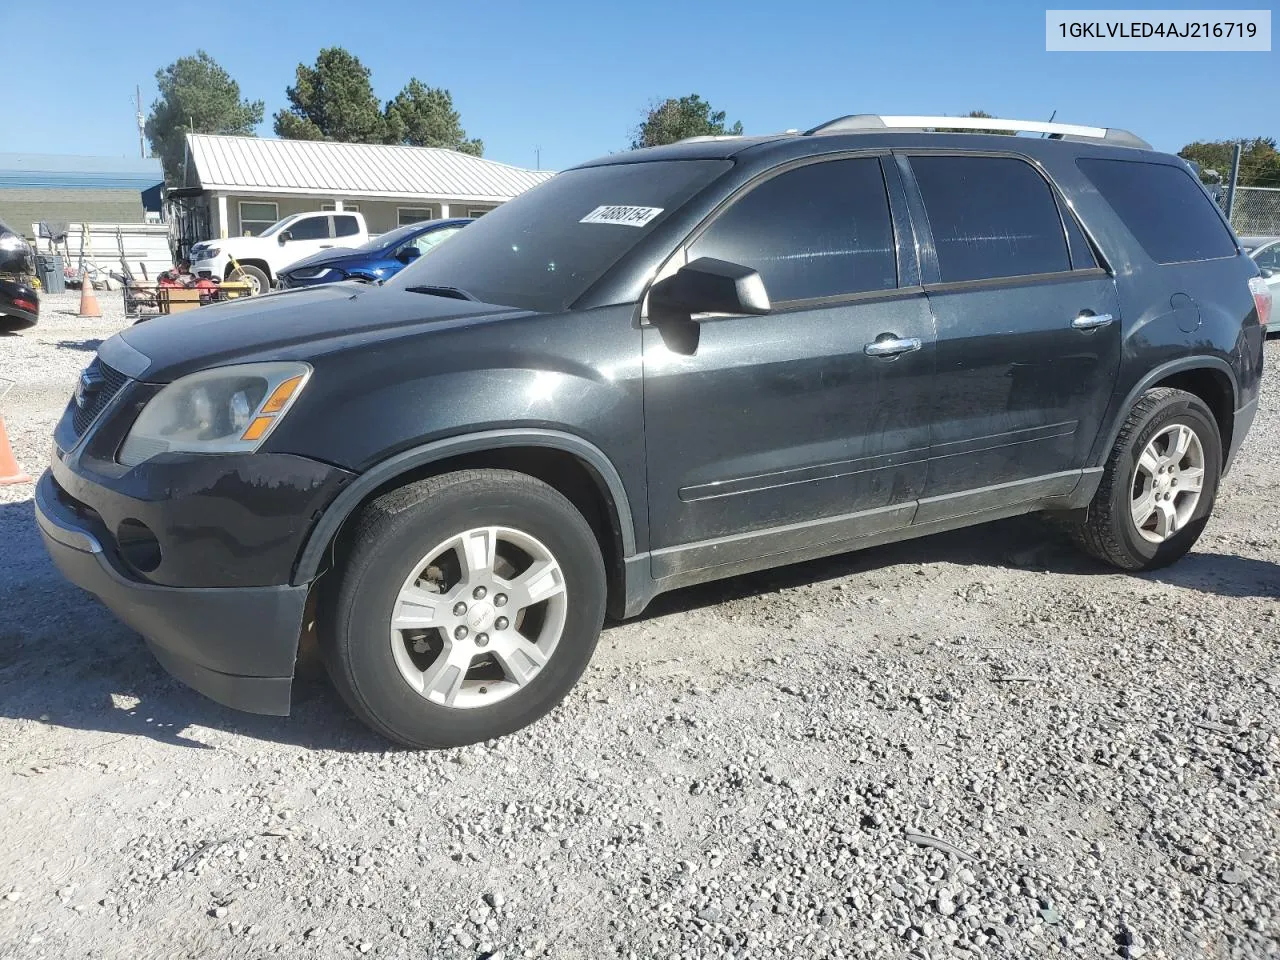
{"left": 641, "top": 156, "right": 936, "bottom": 582}
{"left": 279, "top": 214, "right": 334, "bottom": 266}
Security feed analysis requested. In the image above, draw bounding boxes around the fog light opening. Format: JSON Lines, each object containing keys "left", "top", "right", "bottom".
{"left": 117, "top": 519, "right": 162, "bottom": 573}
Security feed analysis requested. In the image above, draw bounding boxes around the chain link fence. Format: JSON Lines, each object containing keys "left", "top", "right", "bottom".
{"left": 1217, "top": 186, "right": 1280, "bottom": 237}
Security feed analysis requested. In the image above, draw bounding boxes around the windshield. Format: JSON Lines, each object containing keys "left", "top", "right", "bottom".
{"left": 387, "top": 159, "right": 731, "bottom": 311}
{"left": 356, "top": 222, "right": 436, "bottom": 252}
{"left": 259, "top": 214, "right": 302, "bottom": 238}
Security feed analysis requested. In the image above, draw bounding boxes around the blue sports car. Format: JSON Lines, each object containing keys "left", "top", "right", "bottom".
{"left": 277, "top": 218, "right": 472, "bottom": 289}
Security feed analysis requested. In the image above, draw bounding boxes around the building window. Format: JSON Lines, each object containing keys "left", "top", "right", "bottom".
{"left": 467, "top": 208, "right": 491, "bottom": 218}
{"left": 321, "top": 202, "right": 360, "bottom": 212}
{"left": 238, "top": 201, "right": 280, "bottom": 237}
{"left": 398, "top": 207, "right": 436, "bottom": 226}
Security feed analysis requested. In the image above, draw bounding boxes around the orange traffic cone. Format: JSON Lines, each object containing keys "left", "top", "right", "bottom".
{"left": 0, "top": 413, "right": 31, "bottom": 486}
{"left": 79, "top": 270, "right": 101, "bottom": 318}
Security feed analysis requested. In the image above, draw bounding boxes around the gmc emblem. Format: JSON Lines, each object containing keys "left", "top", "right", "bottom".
{"left": 75, "top": 367, "right": 104, "bottom": 408}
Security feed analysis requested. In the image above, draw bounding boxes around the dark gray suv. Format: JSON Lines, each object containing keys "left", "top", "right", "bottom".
{"left": 36, "top": 115, "right": 1271, "bottom": 747}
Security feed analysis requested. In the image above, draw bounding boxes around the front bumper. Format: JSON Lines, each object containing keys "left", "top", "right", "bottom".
{"left": 35, "top": 470, "right": 308, "bottom": 715}
{"left": 191, "top": 255, "right": 227, "bottom": 279}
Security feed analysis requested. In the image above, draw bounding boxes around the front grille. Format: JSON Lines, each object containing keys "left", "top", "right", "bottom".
{"left": 71, "top": 359, "right": 129, "bottom": 436}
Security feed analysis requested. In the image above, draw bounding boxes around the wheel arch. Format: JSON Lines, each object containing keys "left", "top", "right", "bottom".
{"left": 1094, "top": 357, "right": 1239, "bottom": 468}
{"left": 225, "top": 258, "right": 273, "bottom": 282}
{"left": 292, "top": 429, "right": 639, "bottom": 609}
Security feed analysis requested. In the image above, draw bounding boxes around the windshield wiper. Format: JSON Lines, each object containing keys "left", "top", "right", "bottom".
{"left": 405, "top": 284, "right": 478, "bottom": 302}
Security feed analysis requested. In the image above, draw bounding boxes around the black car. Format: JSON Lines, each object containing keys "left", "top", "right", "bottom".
{"left": 36, "top": 115, "right": 1270, "bottom": 747}
{"left": 0, "top": 277, "right": 39, "bottom": 330}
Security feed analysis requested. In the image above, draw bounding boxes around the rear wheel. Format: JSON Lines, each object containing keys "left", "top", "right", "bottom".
{"left": 1068, "top": 387, "right": 1221, "bottom": 570}
{"left": 320, "top": 469, "right": 606, "bottom": 748}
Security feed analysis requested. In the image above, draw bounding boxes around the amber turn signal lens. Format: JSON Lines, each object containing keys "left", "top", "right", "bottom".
{"left": 240, "top": 416, "right": 274, "bottom": 441}
{"left": 261, "top": 375, "right": 305, "bottom": 414}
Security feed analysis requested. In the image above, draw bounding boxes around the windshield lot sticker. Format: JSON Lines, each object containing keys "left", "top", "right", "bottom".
{"left": 580, "top": 205, "right": 664, "bottom": 227}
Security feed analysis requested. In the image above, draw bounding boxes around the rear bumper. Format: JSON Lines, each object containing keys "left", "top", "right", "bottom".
{"left": 35, "top": 470, "right": 307, "bottom": 715}
{"left": 1226, "top": 396, "right": 1259, "bottom": 474}
{"left": 0, "top": 278, "right": 39, "bottom": 328}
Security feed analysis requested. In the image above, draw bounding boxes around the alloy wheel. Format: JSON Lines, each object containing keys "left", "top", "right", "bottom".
{"left": 1130, "top": 423, "right": 1205, "bottom": 544}
{"left": 389, "top": 526, "right": 568, "bottom": 708}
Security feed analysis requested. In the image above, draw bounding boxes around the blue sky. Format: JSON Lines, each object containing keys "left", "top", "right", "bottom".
{"left": 5, "top": 0, "right": 1275, "bottom": 170}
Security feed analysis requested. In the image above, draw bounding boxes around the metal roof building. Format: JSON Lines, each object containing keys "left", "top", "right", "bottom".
{"left": 0, "top": 153, "right": 164, "bottom": 235}
{"left": 179, "top": 134, "right": 555, "bottom": 240}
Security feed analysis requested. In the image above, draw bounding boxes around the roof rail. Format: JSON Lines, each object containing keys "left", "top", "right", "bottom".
{"left": 804, "top": 114, "right": 1151, "bottom": 149}
{"left": 672, "top": 135, "right": 747, "bottom": 144}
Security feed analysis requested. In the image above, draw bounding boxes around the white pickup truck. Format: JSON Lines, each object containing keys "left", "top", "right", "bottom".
{"left": 189, "top": 210, "right": 370, "bottom": 295}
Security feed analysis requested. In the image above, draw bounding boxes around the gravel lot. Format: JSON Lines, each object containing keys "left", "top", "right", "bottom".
{"left": 1, "top": 293, "right": 1277, "bottom": 960}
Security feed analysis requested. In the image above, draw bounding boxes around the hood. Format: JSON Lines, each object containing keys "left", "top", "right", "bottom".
{"left": 112, "top": 282, "right": 527, "bottom": 382}
{"left": 283, "top": 246, "right": 371, "bottom": 273}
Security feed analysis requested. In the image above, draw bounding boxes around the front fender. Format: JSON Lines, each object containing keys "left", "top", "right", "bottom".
{"left": 267, "top": 303, "right": 646, "bottom": 577}
{"left": 290, "top": 428, "right": 639, "bottom": 584}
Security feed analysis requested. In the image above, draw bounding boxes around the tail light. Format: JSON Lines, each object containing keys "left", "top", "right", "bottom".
{"left": 1250, "top": 276, "right": 1272, "bottom": 330}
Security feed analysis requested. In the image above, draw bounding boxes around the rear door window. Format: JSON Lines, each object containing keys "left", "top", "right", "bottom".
{"left": 1076, "top": 158, "right": 1237, "bottom": 264}
{"left": 334, "top": 215, "right": 360, "bottom": 238}
{"left": 909, "top": 155, "right": 1072, "bottom": 283}
{"left": 687, "top": 157, "right": 898, "bottom": 302}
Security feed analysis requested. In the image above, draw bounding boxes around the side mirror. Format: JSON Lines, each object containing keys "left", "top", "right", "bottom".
{"left": 648, "top": 257, "right": 771, "bottom": 324}
{"left": 1261, "top": 268, "right": 1275, "bottom": 279}
{"left": 278, "top": 230, "right": 292, "bottom": 245}
{"left": 397, "top": 245, "right": 422, "bottom": 264}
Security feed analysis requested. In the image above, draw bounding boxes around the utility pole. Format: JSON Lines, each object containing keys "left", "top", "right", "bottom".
{"left": 136, "top": 85, "right": 145, "bottom": 158}
{"left": 1225, "top": 141, "right": 1243, "bottom": 225}
{"left": 536, "top": 145, "right": 541, "bottom": 171}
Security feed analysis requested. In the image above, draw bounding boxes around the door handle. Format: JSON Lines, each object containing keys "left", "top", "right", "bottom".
{"left": 864, "top": 336, "right": 922, "bottom": 358}
{"left": 1071, "top": 312, "right": 1114, "bottom": 330}
{"left": 319, "top": 244, "right": 333, "bottom": 249}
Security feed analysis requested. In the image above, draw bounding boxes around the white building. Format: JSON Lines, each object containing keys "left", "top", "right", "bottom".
{"left": 175, "top": 133, "right": 554, "bottom": 240}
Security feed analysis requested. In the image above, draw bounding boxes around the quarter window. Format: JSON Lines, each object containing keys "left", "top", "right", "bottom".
{"left": 910, "top": 156, "right": 1072, "bottom": 282}
{"left": 687, "top": 157, "right": 898, "bottom": 302}
{"left": 1076, "top": 158, "right": 1236, "bottom": 264}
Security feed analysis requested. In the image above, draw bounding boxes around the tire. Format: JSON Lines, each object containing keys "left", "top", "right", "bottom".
{"left": 229, "top": 264, "right": 269, "bottom": 295}
{"left": 320, "top": 469, "right": 606, "bottom": 748}
{"left": 1069, "top": 387, "right": 1222, "bottom": 571}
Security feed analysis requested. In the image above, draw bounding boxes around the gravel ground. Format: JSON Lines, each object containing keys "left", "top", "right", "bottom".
{"left": 1, "top": 293, "right": 1277, "bottom": 960}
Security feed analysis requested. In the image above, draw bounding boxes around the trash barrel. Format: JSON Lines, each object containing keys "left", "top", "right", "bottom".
{"left": 36, "top": 255, "right": 66, "bottom": 294}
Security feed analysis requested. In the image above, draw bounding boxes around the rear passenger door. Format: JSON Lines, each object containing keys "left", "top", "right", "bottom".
{"left": 642, "top": 155, "right": 937, "bottom": 573}
{"left": 900, "top": 153, "right": 1122, "bottom": 513}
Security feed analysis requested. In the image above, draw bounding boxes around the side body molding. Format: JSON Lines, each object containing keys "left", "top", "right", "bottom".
{"left": 291, "top": 428, "right": 638, "bottom": 585}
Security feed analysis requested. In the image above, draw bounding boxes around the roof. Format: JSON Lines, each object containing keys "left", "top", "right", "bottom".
{"left": 0, "top": 152, "right": 163, "bottom": 191}
{"left": 184, "top": 134, "right": 555, "bottom": 202}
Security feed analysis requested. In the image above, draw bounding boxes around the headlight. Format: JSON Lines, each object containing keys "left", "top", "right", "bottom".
{"left": 118, "top": 362, "right": 311, "bottom": 466}
{"left": 196, "top": 246, "right": 221, "bottom": 259}
{"left": 290, "top": 267, "right": 332, "bottom": 280}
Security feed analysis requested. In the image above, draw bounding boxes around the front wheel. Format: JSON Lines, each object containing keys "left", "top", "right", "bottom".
{"left": 320, "top": 469, "right": 606, "bottom": 748}
{"left": 1068, "top": 387, "right": 1222, "bottom": 570}
{"left": 228, "top": 264, "right": 269, "bottom": 296}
